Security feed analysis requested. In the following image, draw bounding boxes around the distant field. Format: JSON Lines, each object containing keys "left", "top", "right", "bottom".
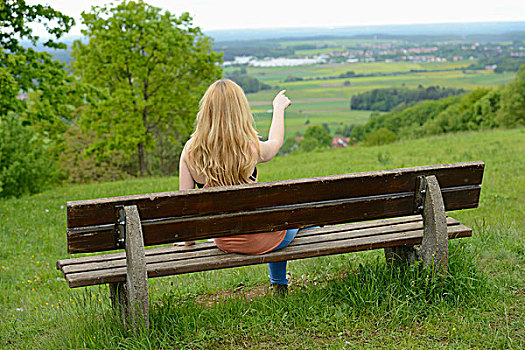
{"left": 239, "top": 60, "right": 515, "bottom": 137}
{"left": 254, "top": 109, "right": 373, "bottom": 137}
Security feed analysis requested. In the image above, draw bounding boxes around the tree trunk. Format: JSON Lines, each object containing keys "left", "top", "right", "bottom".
{"left": 138, "top": 142, "right": 146, "bottom": 177}
{"left": 138, "top": 104, "right": 148, "bottom": 177}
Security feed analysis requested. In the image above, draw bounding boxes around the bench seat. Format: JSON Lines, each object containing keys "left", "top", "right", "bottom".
{"left": 57, "top": 215, "right": 471, "bottom": 288}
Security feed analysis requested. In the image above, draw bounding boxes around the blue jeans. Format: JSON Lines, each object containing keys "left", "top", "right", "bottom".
{"left": 268, "top": 227, "right": 318, "bottom": 285}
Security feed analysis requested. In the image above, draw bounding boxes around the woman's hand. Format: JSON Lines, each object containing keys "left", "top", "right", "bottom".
{"left": 273, "top": 90, "right": 292, "bottom": 111}
{"left": 174, "top": 241, "right": 195, "bottom": 247}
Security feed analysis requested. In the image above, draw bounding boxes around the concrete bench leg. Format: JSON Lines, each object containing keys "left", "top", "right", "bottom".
{"left": 109, "top": 205, "right": 149, "bottom": 330}
{"left": 419, "top": 175, "right": 448, "bottom": 273}
{"left": 385, "top": 245, "right": 417, "bottom": 266}
{"left": 384, "top": 175, "right": 448, "bottom": 272}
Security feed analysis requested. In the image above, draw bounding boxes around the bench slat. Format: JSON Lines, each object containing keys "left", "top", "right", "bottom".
{"left": 61, "top": 219, "right": 471, "bottom": 288}
{"left": 57, "top": 215, "right": 426, "bottom": 269}
{"left": 66, "top": 185, "right": 480, "bottom": 253}
{"left": 67, "top": 162, "right": 484, "bottom": 229}
{"left": 60, "top": 217, "right": 460, "bottom": 275}
{"left": 147, "top": 225, "right": 469, "bottom": 277}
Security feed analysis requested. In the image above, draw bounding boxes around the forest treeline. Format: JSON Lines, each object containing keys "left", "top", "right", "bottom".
{"left": 350, "top": 86, "right": 466, "bottom": 111}
{"left": 225, "top": 68, "right": 273, "bottom": 93}
{"left": 349, "top": 65, "right": 525, "bottom": 145}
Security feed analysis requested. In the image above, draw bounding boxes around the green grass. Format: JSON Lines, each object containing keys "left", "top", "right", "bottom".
{"left": 1, "top": 128, "right": 523, "bottom": 349}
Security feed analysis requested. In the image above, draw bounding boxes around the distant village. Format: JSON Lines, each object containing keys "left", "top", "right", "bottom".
{"left": 224, "top": 41, "right": 524, "bottom": 69}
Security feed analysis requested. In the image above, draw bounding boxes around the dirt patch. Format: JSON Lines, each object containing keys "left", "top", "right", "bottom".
{"left": 195, "top": 285, "right": 269, "bottom": 307}
{"left": 191, "top": 270, "right": 351, "bottom": 307}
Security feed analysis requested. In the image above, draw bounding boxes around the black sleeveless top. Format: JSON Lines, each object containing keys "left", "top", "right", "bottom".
{"left": 195, "top": 167, "right": 258, "bottom": 189}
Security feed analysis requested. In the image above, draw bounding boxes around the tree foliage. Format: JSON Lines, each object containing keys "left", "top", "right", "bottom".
{"left": 72, "top": 0, "right": 222, "bottom": 176}
{"left": 299, "top": 125, "right": 332, "bottom": 151}
{"left": 0, "top": 0, "right": 74, "bottom": 117}
{"left": 350, "top": 85, "right": 465, "bottom": 112}
{"left": 351, "top": 66, "right": 525, "bottom": 144}
{"left": 0, "top": 116, "right": 56, "bottom": 198}
{"left": 497, "top": 65, "right": 525, "bottom": 127}
{"left": 0, "top": 0, "right": 76, "bottom": 197}
{"left": 227, "top": 75, "right": 271, "bottom": 93}
{"left": 364, "top": 128, "right": 398, "bottom": 146}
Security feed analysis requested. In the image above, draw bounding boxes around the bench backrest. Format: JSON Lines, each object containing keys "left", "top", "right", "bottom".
{"left": 66, "top": 161, "right": 484, "bottom": 254}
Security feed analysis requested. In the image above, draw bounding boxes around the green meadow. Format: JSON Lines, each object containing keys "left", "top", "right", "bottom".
{"left": 228, "top": 61, "right": 516, "bottom": 136}
{"left": 1, "top": 128, "right": 523, "bottom": 349}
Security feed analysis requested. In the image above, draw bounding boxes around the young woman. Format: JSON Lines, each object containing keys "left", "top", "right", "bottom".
{"left": 178, "top": 79, "right": 295, "bottom": 294}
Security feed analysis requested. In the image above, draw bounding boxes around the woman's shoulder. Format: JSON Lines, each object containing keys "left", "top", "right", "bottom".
{"left": 180, "top": 140, "right": 194, "bottom": 169}
{"left": 183, "top": 138, "right": 193, "bottom": 150}
{"left": 181, "top": 138, "right": 194, "bottom": 157}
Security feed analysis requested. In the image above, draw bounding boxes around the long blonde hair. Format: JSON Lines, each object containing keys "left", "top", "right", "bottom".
{"left": 186, "top": 79, "right": 261, "bottom": 187}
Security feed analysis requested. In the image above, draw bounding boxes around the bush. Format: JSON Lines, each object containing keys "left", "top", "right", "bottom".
{"left": 297, "top": 125, "right": 332, "bottom": 152}
{"left": 304, "top": 125, "right": 331, "bottom": 147}
{"left": 58, "top": 125, "right": 130, "bottom": 183}
{"left": 280, "top": 136, "right": 298, "bottom": 155}
{"left": 0, "top": 115, "right": 57, "bottom": 198}
{"left": 364, "top": 128, "right": 398, "bottom": 146}
{"left": 298, "top": 137, "right": 321, "bottom": 152}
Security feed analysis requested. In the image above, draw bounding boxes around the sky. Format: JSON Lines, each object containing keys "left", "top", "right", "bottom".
{"left": 29, "top": 0, "right": 525, "bottom": 36}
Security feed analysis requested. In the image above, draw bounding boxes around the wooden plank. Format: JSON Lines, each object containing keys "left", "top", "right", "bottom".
{"left": 61, "top": 217, "right": 460, "bottom": 275}
{"left": 57, "top": 216, "right": 426, "bottom": 269}
{"left": 57, "top": 243, "right": 216, "bottom": 269}
{"left": 67, "top": 162, "right": 485, "bottom": 228}
{"left": 64, "top": 223, "right": 472, "bottom": 288}
{"left": 66, "top": 193, "right": 411, "bottom": 253}
{"left": 67, "top": 185, "right": 480, "bottom": 253}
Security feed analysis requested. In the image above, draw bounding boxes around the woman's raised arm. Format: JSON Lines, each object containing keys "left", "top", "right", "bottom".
{"left": 259, "top": 90, "right": 292, "bottom": 163}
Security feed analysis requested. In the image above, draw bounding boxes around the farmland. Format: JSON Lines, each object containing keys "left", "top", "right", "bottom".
{"left": 224, "top": 59, "right": 516, "bottom": 137}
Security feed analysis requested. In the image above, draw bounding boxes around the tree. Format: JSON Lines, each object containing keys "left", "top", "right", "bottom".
{"left": 72, "top": 0, "right": 222, "bottom": 176}
{"left": 304, "top": 125, "right": 332, "bottom": 147}
{"left": 0, "top": 0, "right": 74, "bottom": 117}
{"left": 299, "top": 125, "right": 332, "bottom": 152}
{"left": 0, "top": 1, "right": 75, "bottom": 197}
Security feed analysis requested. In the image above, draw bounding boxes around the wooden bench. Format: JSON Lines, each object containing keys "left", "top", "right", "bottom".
{"left": 57, "top": 161, "right": 484, "bottom": 329}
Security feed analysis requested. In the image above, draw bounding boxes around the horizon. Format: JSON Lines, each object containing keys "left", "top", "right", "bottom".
{"left": 31, "top": 20, "right": 525, "bottom": 44}
{"left": 28, "top": 0, "right": 525, "bottom": 39}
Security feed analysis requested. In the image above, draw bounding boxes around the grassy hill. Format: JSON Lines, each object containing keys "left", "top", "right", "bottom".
{"left": 0, "top": 128, "right": 523, "bottom": 349}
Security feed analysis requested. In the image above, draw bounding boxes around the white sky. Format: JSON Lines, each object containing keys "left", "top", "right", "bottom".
{"left": 29, "top": 0, "right": 525, "bottom": 35}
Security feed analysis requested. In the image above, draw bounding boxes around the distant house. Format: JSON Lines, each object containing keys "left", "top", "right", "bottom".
{"left": 331, "top": 137, "right": 351, "bottom": 148}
